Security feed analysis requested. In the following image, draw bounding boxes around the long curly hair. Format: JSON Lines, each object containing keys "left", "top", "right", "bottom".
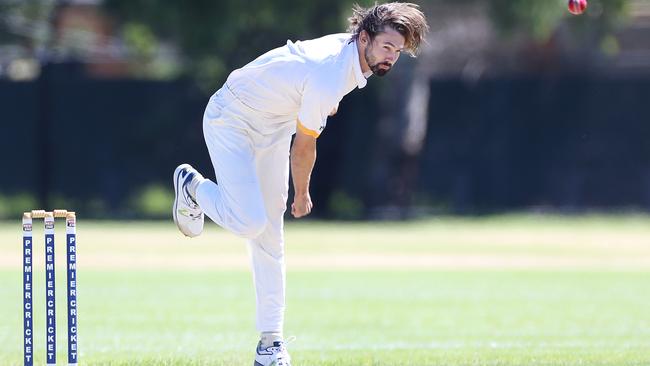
{"left": 347, "top": 2, "right": 429, "bottom": 57}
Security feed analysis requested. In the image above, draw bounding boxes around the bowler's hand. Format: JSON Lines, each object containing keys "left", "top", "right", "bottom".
{"left": 291, "top": 193, "right": 313, "bottom": 218}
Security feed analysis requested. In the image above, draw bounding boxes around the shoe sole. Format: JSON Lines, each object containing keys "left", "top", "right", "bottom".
{"left": 173, "top": 164, "right": 193, "bottom": 237}
{"left": 254, "top": 358, "right": 285, "bottom": 366}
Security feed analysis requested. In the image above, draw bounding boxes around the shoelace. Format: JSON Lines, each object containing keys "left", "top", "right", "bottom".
{"left": 274, "top": 336, "right": 296, "bottom": 366}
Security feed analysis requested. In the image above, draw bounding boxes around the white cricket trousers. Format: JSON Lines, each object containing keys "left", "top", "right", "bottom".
{"left": 195, "top": 87, "right": 292, "bottom": 333}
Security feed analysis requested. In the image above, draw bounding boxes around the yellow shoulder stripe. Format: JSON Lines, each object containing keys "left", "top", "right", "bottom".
{"left": 297, "top": 120, "right": 320, "bottom": 138}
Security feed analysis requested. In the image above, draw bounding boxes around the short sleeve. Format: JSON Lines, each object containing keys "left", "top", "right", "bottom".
{"left": 297, "top": 74, "right": 338, "bottom": 138}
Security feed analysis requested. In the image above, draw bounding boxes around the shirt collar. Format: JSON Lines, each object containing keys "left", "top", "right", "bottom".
{"left": 351, "top": 40, "right": 368, "bottom": 89}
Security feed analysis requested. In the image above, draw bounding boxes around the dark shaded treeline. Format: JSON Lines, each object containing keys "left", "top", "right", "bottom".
{"left": 1, "top": 64, "right": 649, "bottom": 218}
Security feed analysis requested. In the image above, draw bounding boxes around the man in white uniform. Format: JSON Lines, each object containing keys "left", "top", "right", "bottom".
{"left": 172, "top": 3, "right": 428, "bottom": 365}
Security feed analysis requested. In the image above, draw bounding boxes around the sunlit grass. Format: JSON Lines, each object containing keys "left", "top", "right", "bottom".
{"left": 0, "top": 216, "right": 649, "bottom": 365}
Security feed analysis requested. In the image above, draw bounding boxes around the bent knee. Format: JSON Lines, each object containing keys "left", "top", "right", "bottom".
{"left": 234, "top": 214, "right": 268, "bottom": 239}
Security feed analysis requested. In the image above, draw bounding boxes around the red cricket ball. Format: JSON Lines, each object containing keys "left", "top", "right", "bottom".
{"left": 568, "top": 0, "right": 587, "bottom": 15}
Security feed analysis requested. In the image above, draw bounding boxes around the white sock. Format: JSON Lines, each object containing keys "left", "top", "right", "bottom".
{"left": 260, "top": 331, "right": 283, "bottom": 347}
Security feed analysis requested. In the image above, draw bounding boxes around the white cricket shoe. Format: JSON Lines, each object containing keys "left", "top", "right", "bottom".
{"left": 254, "top": 341, "right": 292, "bottom": 366}
{"left": 172, "top": 163, "right": 204, "bottom": 237}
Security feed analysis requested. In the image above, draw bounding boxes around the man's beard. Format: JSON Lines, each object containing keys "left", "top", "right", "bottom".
{"left": 365, "top": 46, "right": 392, "bottom": 77}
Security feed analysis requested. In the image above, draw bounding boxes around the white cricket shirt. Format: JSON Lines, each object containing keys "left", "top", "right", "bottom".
{"left": 223, "top": 33, "right": 368, "bottom": 137}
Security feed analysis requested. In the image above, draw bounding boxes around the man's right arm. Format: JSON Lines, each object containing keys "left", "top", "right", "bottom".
{"left": 290, "top": 123, "right": 317, "bottom": 218}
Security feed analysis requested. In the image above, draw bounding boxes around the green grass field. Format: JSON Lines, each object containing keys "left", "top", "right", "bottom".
{"left": 1, "top": 215, "right": 649, "bottom": 365}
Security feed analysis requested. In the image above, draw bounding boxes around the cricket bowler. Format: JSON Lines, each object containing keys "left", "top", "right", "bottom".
{"left": 173, "top": 3, "right": 428, "bottom": 365}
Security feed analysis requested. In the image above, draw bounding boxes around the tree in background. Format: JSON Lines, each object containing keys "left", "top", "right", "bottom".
{"left": 486, "top": 0, "right": 629, "bottom": 73}
{"left": 489, "top": 0, "right": 628, "bottom": 40}
{"left": 1, "top": 0, "right": 630, "bottom": 85}
{"left": 103, "top": 0, "right": 369, "bottom": 89}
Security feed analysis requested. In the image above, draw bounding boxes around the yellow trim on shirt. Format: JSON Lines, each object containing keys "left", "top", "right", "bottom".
{"left": 297, "top": 120, "right": 320, "bottom": 138}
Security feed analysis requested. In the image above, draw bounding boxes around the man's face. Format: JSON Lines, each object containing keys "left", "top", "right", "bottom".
{"left": 362, "top": 27, "right": 405, "bottom": 77}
